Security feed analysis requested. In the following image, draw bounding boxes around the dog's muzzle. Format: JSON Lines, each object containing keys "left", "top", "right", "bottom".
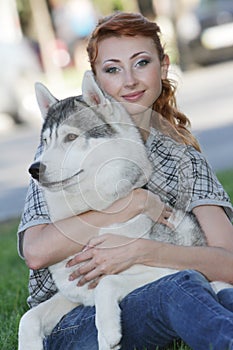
{"left": 28, "top": 161, "right": 84, "bottom": 189}
{"left": 28, "top": 162, "right": 46, "bottom": 181}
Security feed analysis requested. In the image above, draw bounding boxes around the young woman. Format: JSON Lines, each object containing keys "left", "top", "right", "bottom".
{"left": 18, "top": 12, "right": 233, "bottom": 350}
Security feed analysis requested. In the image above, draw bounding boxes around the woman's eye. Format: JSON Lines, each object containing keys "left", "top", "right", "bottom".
{"left": 136, "top": 59, "right": 150, "bottom": 67}
{"left": 105, "top": 66, "right": 120, "bottom": 74}
{"left": 65, "top": 133, "right": 78, "bottom": 142}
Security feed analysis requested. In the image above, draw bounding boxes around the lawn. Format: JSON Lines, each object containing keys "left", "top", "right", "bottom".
{"left": 0, "top": 219, "right": 28, "bottom": 350}
{"left": 0, "top": 169, "right": 232, "bottom": 350}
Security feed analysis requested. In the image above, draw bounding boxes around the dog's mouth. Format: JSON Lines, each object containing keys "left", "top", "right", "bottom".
{"left": 40, "top": 169, "right": 84, "bottom": 190}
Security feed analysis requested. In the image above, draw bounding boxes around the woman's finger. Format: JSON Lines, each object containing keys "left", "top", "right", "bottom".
{"left": 164, "top": 209, "right": 172, "bottom": 219}
{"left": 88, "top": 276, "right": 103, "bottom": 289}
{"left": 69, "top": 256, "right": 97, "bottom": 280}
{"left": 77, "top": 266, "right": 103, "bottom": 286}
{"left": 66, "top": 247, "right": 93, "bottom": 267}
{"left": 87, "top": 235, "right": 108, "bottom": 247}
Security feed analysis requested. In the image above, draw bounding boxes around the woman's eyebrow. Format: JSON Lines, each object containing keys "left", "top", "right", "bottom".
{"left": 103, "top": 58, "right": 120, "bottom": 64}
{"left": 130, "top": 51, "right": 149, "bottom": 59}
{"left": 103, "top": 51, "right": 150, "bottom": 65}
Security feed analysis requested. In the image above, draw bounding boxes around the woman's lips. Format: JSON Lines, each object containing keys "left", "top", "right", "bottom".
{"left": 122, "top": 90, "right": 145, "bottom": 102}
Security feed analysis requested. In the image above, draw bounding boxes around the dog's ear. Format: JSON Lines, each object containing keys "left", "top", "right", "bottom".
{"left": 81, "top": 71, "right": 113, "bottom": 114}
{"left": 35, "top": 82, "right": 58, "bottom": 119}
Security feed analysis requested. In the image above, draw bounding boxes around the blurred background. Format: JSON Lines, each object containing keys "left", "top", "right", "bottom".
{"left": 0, "top": 0, "right": 233, "bottom": 220}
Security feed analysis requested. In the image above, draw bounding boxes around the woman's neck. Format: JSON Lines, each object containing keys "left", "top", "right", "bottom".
{"left": 131, "top": 109, "right": 152, "bottom": 142}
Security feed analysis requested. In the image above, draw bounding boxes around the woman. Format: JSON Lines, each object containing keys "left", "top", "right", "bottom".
{"left": 18, "top": 12, "right": 233, "bottom": 350}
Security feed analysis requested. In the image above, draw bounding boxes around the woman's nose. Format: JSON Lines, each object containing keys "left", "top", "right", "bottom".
{"left": 124, "top": 70, "right": 138, "bottom": 88}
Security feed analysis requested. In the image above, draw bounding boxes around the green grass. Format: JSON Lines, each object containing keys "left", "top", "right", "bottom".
{"left": 217, "top": 169, "right": 233, "bottom": 204}
{"left": 0, "top": 219, "right": 28, "bottom": 350}
{"left": 0, "top": 169, "right": 232, "bottom": 349}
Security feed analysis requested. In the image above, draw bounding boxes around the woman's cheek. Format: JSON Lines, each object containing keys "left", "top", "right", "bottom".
{"left": 97, "top": 74, "right": 121, "bottom": 99}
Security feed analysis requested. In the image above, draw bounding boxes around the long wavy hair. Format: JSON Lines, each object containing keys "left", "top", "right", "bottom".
{"left": 87, "top": 12, "right": 200, "bottom": 151}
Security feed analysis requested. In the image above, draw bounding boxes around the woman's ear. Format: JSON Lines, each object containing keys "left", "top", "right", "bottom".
{"left": 161, "top": 54, "right": 170, "bottom": 79}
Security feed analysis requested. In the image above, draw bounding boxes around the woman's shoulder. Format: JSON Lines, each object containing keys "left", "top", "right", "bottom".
{"left": 147, "top": 127, "right": 207, "bottom": 163}
{"left": 146, "top": 127, "right": 203, "bottom": 165}
{"left": 146, "top": 127, "right": 233, "bottom": 219}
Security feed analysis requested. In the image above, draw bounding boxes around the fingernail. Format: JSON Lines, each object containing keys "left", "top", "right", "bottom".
{"left": 69, "top": 275, "right": 74, "bottom": 281}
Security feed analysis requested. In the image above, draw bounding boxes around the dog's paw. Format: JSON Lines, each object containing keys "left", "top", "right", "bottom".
{"left": 98, "top": 340, "right": 121, "bottom": 350}
{"left": 98, "top": 336, "right": 110, "bottom": 350}
{"left": 18, "top": 340, "right": 43, "bottom": 350}
{"left": 111, "top": 345, "right": 121, "bottom": 350}
{"left": 107, "top": 329, "right": 122, "bottom": 349}
{"left": 18, "top": 309, "right": 45, "bottom": 350}
{"left": 98, "top": 328, "right": 122, "bottom": 350}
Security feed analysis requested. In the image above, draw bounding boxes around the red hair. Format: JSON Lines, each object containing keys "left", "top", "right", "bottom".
{"left": 87, "top": 12, "right": 200, "bottom": 151}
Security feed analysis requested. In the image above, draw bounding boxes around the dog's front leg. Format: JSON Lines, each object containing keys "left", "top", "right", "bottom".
{"left": 18, "top": 292, "right": 78, "bottom": 350}
{"left": 94, "top": 267, "right": 177, "bottom": 350}
{"left": 94, "top": 276, "right": 124, "bottom": 350}
{"left": 94, "top": 273, "right": 155, "bottom": 350}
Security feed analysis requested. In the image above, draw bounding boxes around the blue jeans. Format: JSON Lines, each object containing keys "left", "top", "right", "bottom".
{"left": 44, "top": 270, "right": 233, "bottom": 350}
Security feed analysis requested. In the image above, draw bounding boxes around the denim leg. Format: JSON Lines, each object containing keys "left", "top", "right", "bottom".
{"left": 44, "top": 270, "right": 233, "bottom": 350}
{"left": 44, "top": 305, "right": 98, "bottom": 350}
{"left": 120, "top": 270, "right": 233, "bottom": 350}
{"left": 218, "top": 288, "right": 233, "bottom": 312}
{"left": 150, "top": 270, "right": 233, "bottom": 350}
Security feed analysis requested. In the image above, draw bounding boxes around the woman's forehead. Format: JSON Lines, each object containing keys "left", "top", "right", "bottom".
{"left": 96, "top": 36, "right": 157, "bottom": 61}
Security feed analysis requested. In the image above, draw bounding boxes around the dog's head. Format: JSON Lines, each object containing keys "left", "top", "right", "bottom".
{"left": 29, "top": 71, "right": 152, "bottom": 205}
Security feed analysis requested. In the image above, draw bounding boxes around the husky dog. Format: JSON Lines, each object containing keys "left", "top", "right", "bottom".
{"left": 18, "top": 71, "right": 230, "bottom": 350}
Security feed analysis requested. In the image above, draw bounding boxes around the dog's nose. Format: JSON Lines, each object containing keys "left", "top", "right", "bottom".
{"left": 28, "top": 162, "right": 46, "bottom": 181}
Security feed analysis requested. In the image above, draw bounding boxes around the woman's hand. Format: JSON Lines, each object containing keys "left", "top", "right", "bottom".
{"left": 66, "top": 189, "right": 172, "bottom": 288}
{"left": 67, "top": 234, "right": 140, "bottom": 288}
{"left": 142, "top": 190, "right": 172, "bottom": 226}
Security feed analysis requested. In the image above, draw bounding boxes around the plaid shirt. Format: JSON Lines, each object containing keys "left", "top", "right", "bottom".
{"left": 17, "top": 128, "right": 233, "bottom": 308}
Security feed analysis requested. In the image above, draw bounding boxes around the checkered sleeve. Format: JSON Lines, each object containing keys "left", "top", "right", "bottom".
{"left": 17, "top": 144, "right": 57, "bottom": 308}
{"left": 186, "top": 146, "right": 233, "bottom": 220}
{"left": 146, "top": 129, "right": 233, "bottom": 221}
{"left": 26, "top": 268, "right": 57, "bottom": 308}
{"left": 17, "top": 144, "right": 51, "bottom": 258}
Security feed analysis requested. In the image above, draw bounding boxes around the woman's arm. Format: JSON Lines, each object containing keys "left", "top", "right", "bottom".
{"left": 193, "top": 205, "right": 233, "bottom": 250}
{"left": 67, "top": 204, "right": 233, "bottom": 286}
{"left": 23, "top": 189, "right": 166, "bottom": 269}
{"left": 137, "top": 204, "right": 233, "bottom": 282}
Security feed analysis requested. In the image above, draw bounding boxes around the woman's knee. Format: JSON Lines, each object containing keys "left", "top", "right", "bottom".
{"left": 44, "top": 305, "right": 98, "bottom": 350}
{"left": 167, "top": 269, "right": 217, "bottom": 296}
{"left": 218, "top": 288, "right": 233, "bottom": 311}
{"left": 176, "top": 269, "right": 205, "bottom": 280}
{"left": 158, "top": 269, "right": 207, "bottom": 286}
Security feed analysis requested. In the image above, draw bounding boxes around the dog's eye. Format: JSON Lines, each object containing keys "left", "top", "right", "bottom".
{"left": 65, "top": 133, "right": 78, "bottom": 142}
{"left": 42, "top": 137, "right": 47, "bottom": 145}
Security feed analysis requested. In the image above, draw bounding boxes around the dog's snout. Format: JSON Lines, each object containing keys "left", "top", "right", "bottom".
{"left": 28, "top": 162, "right": 46, "bottom": 181}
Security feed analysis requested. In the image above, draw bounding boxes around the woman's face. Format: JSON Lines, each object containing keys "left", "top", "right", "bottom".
{"left": 95, "top": 35, "right": 169, "bottom": 119}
